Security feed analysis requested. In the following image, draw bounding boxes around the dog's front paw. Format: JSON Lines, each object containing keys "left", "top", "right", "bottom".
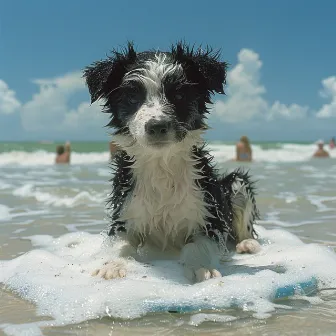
{"left": 91, "top": 260, "right": 127, "bottom": 280}
{"left": 236, "top": 239, "right": 261, "bottom": 254}
{"left": 195, "top": 268, "right": 222, "bottom": 282}
{"left": 184, "top": 266, "right": 222, "bottom": 283}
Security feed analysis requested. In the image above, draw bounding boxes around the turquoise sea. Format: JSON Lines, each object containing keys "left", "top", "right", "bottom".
{"left": 0, "top": 140, "right": 336, "bottom": 335}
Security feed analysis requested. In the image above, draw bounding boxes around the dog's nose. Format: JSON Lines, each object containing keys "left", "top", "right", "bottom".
{"left": 145, "top": 119, "right": 171, "bottom": 136}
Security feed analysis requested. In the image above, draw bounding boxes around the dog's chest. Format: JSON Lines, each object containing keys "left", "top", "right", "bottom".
{"left": 120, "top": 156, "right": 208, "bottom": 249}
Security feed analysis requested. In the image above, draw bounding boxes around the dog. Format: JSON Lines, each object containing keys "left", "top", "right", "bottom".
{"left": 84, "top": 42, "right": 261, "bottom": 283}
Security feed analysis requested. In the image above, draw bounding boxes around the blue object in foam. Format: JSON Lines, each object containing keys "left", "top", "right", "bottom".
{"left": 143, "top": 277, "right": 318, "bottom": 313}
{"left": 274, "top": 277, "right": 318, "bottom": 299}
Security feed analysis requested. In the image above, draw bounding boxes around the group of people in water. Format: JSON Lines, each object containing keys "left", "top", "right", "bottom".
{"left": 233, "top": 135, "right": 335, "bottom": 161}
{"left": 54, "top": 136, "right": 335, "bottom": 165}
{"left": 235, "top": 136, "right": 335, "bottom": 161}
{"left": 54, "top": 140, "right": 119, "bottom": 164}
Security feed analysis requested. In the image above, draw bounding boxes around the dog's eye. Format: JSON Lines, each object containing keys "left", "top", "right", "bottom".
{"left": 129, "top": 97, "right": 139, "bottom": 105}
{"left": 175, "top": 94, "right": 183, "bottom": 100}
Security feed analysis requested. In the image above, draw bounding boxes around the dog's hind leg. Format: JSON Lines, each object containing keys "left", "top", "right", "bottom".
{"left": 180, "top": 236, "right": 222, "bottom": 283}
{"left": 226, "top": 169, "right": 261, "bottom": 254}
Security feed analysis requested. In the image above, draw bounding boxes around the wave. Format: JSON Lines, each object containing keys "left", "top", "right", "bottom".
{"left": 0, "top": 150, "right": 110, "bottom": 167}
{"left": 0, "top": 204, "right": 11, "bottom": 221}
{"left": 209, "top": 143, "right": 336, "bottom": 163}
{"left": 0, "top": 144, "right": 335, "bottom": 166}
{"left": 12, "top": 184, "right": 106, "bottom": 207}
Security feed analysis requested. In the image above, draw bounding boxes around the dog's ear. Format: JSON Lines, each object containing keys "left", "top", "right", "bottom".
{"left": 172, "top": 42, "right": 228, "bottom": 95}
{"left": 83, "top": 42, "right": 137, "bottom": 104}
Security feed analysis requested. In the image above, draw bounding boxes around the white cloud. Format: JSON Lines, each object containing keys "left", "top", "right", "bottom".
{"left": 316, "top": 76, "right": 336, "bottom": 118}
{"left": 0, "top": 79, "right": 21, "bottom": 114}
{"left": 213, "top": 49, "right": 309, "bottom": 123}
{"left": 20, "top": 72, "right": 106, "bottom": 134}
{"left": 268, "top": 102, "right": 309, "bottom": 120}
{"left": 2, "top": 49, "right": 336, "bottom": 141}
{"left": 63, "top": 101, "right": 104, "bottom": 129}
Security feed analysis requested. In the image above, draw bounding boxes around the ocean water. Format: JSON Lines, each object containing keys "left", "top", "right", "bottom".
{"left": 0, "top": 141, "right": 336, "bottom": 336}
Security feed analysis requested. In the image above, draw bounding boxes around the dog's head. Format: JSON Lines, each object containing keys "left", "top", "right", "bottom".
{"left": 84, "top": 42, "right": 227, "bottom": 150}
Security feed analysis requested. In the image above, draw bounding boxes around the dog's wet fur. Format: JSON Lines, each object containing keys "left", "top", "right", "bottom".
{"left": 84, "top": 42, "right": 261, "bottom": 283}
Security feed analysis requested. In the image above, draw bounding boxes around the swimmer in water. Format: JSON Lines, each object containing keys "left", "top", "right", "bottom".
{"left": 235, "top": 135, "right": 252, "bottom": 162}
{"left": 55, "top": 141, "right": 71, "bottom": 164}
{"left": 313, "top": 140, "right": 330, "bottom": 158}
{"left": 109, "top": 141, "right": 119, "bottom": 160}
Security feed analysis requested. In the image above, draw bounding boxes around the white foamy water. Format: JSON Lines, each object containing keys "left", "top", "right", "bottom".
{"left": 1, "top": 225, "right": 335, "bottom": 334}
{"left": 0, "top": 143, "right": 335, "bottom": 167}
{"left": 0, "top": 204, "right": 11, "bottom": 221}
{"left": 12, "top": 184, "right": 106, "bottom": 208}
{"left": 0, "top": 150, "right": 110, "bottom": 167}
{"left": 210, "top": 143, "right": 336, "bottom": 163}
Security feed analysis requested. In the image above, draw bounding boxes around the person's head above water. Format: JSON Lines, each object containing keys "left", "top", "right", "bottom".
{"left": 240, "top": 135, "right": 251, "bottom": 149}
{"left": 240, "top": 135, "right": 249, "bottom": 144}
{"left": 316, "top": 139, "right": 324, "bottom": 149}
{"left": 56, "top": 145, "right": 65, "bottom": 155}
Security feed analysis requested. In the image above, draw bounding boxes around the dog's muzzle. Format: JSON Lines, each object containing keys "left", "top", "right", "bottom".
{"left": 145, "top": 117, "right": 173, "bottom": 145}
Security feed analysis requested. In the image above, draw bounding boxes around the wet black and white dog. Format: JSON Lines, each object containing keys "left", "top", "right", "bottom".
{"left": 84, "top": 42, "right": 261, "bottom": 283}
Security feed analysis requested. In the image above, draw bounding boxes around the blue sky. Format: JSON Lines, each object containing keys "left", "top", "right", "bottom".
{"left": 1, "top": 0, "right": 336, "bottom": 142}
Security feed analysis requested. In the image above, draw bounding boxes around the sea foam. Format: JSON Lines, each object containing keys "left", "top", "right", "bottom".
{"left": 12, "top": 184, "right": 105, "bottom": 207}
{"left": 1, "top": 225, "right": 336, "bottom": 334}
{"left": 0, "top": 144, "right": 335, "bottom": 167}
{"left": 0, "top": 204, "right": 11, "bottom": 221}
{"left": 0, "top": 150, "right": 109, "bottom": 167}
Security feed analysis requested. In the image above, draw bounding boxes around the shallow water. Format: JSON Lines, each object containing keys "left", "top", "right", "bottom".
{"left": 0, "top": 143, "right": 336, "bottom": 335}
